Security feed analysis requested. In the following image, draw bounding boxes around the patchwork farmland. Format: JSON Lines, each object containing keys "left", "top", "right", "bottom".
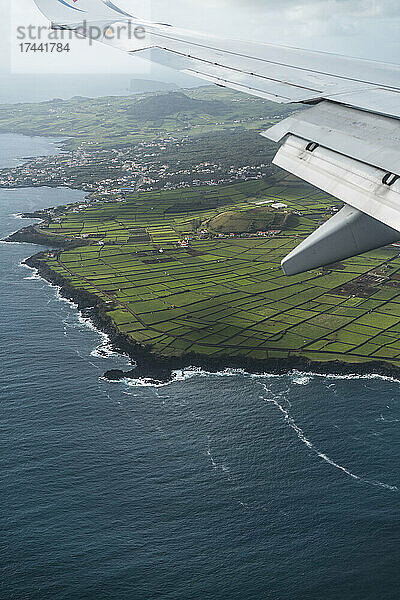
{"left": 33, "top": 175, "right": 400, "bottom": 367}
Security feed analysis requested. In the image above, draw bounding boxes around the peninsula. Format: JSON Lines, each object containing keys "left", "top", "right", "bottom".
{"left": 4, "top": 89, "right": 400, "bottom": 380}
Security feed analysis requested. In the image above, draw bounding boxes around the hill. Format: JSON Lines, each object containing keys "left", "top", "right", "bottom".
{"left": 130, "top": 79, "right": 178, "bottom": 94}
{"left": 208, "top": 206, "right": 298, "bottom": 233}
{"left": 127, "top": 91, "right": 227, "bottom": 120}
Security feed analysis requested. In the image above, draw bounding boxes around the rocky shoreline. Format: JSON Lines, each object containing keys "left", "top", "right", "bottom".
{"left": 6, "top": 226, "right": 91, "bottom": 249}
{"left": 19, "top": 246, "right": 400, "bottom": 383}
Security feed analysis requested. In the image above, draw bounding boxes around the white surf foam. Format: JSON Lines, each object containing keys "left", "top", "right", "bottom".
{"left": 53, "top": 290, "right": 126, "bottom": 363}
{"left": 291, "top": 373, "right": 312, "bottom": 385}
{"left": 76, "top": 314, "right": 127, "bottom": 362}
{"left": 23, "top": 265, "right": 130, "bottom": 364}
{"left": 23, "top": 268, "right": 42, "bottom": 281}
{"left": 91, "top": 343, "right": 117, "bottom": 359}
{"left": 118, "top": 367, "right": 285, "bottom": 388}
{"left": 122, "top": 376, "right": 167, "bottom": 388}
{"left": 77, "top": 312, "right": 102, "bottom": 333}
{"left": 118, "top": 367, "right": 265, "bottom": 388}
{"left": 118, "top": 366, "right": 400, "bottom": 389}
{"left": 262, "top": 384, "right": 398, "bottom": 493}
{"left": 291, "top": 369, "right": 400, "bottom": 384}
{"left": 91, "top": 339, "right": 131, "bottom": 365}
{"left": 54, "top": 287, "right": 78, "bottom": 309}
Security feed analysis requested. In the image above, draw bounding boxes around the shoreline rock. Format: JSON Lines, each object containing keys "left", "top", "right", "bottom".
{"left": 6, "top": 226, "right": 91, "bottom": 249}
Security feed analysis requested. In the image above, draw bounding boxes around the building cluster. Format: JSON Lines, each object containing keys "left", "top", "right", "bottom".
{"left": 0, "top": 136, "right": 273, "bottom": 196}
{"left": 194, "top": 229, "right": 283, "bottom": 240}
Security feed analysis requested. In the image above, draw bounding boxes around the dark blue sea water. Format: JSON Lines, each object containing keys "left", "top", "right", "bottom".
{"left": 1, "top": 134, "right": 399, "bottom": 600}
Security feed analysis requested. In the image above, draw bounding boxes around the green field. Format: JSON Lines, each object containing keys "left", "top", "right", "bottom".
{"left": 33, "top": 175, "right": 400, "bottom": 367}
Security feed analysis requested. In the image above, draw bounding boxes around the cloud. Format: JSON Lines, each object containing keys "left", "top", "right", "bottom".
{"left": 223, "top": 0, "right": 400, "bottom": 16}
{"left": 210, "top": 0, "right": 400, "bottom": 58}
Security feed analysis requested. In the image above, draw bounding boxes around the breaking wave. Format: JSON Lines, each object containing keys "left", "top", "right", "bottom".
{"left": 116, "top": 365, "right": 400, "bottom": 388}
{"left": 24, "top": 263, "right": 130, "bottom": 365}
{"left": 291, "top": 369, "right": 400, "bottom": 384}
{"left": 22, "top": 266, "right": 42, "bottom": 281}
{"left": 118, "top": 367, "right": 282, "bottom": 389}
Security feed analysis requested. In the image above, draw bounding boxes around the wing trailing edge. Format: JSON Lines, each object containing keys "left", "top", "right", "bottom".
{"left": 263, "top": 102, "right": 400, "bottom": 272}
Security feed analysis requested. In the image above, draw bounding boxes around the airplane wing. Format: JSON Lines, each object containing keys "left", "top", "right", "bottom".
{"left": 33, "top": 0, "right": 400, "bottom": 275}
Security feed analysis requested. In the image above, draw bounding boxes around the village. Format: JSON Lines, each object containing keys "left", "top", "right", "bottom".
{"left": 0, "top": 132, "right": 274, "bottom": 197}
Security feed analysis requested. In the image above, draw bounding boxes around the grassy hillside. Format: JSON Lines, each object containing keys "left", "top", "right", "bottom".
{"left": 0, "top": 87, "right": 300, "bottom": 150}
{"left": 208, "top": 206, "right": 298, "bottom": 233}
{"left": 127, "top": 92, "right": 226, "bottom": 119}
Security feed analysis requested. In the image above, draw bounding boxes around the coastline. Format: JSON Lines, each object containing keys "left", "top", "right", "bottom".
{"left": 23, "top": 249, "right": 400, "bottom": 384}
{"left": 0, "top": 180, "right": 85, "bottom": 192}
{"left": 0, "top": 129, "right": 69, "bottom": 148}
{"left": 7, "top": 225, "right": 91, "bottom": 249}
{"left": 2, "top": 130, "right": 399, "bottom": 385}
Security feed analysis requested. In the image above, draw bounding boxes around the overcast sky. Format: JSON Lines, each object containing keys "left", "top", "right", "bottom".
{"left": 1, "top": 0, "right": 399, "bottom": 76}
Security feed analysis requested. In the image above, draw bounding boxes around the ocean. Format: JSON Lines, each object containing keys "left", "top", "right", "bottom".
{"left": 0, "top": 133, "right": 399, "bottom": 600}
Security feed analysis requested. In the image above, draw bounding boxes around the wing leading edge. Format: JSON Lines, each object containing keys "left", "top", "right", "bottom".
{"left": 33, "top": 0, "right": 400, "bottom": 274}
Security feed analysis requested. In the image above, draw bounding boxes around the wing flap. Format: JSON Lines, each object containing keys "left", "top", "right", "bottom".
{"left": 273, "top": 134, "right": 400, "bottom": 231}
{"left": 264, "top": 101, "right": 400, "bottom": 177}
